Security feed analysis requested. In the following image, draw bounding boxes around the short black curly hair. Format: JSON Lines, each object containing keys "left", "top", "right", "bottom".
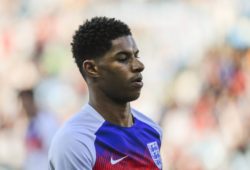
{"left": 71, "top": 16, "right": 132, "bottom": 78}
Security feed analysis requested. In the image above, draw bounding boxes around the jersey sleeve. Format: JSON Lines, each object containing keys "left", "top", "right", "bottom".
{"left": 48, "top": 130, "right": 95, "bottom": 170}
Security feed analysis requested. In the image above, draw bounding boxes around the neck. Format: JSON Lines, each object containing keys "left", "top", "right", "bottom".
{"left": 88, "top": 87, "right": 134, "bottom": 127}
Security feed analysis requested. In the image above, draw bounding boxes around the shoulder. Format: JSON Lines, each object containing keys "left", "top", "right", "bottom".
{"left": 131, "top": 108, "right": 163, "bottom": 140}
{"left": 49, "top": 104, "right": 105, "bottom": 169}
{"left": 49, "top": 127, "right": 93, "bottom": 169}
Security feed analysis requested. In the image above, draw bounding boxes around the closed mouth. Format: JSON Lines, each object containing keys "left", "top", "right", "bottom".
{"left": 130, "top": 75, "right": 143, "bottom": 88}
{"left": 131, "top": 75, "right": 143, "bottom": 83}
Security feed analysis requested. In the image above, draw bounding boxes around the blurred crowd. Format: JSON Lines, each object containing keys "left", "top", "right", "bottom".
{"left": 160, "top": 46, "right": 250, "bottom": 170}
{"left": 1, "top": 0, "right": 250, "bottom": 170}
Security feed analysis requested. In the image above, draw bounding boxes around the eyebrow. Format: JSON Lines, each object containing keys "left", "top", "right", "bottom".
{"left": 115, "top": 49, "right": 139, "bottom": 56}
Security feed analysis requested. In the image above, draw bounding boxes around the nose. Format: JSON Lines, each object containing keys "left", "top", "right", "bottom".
{"left": 131, "top": 58, "right": 144, "bottom": 73}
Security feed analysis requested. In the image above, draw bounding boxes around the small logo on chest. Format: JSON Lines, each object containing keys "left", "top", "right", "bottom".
{"left": 147, "top": 141, "right": 162, "bottom": 169}
{"left": 110, "top": 155, "right": 128, "bottom": 165}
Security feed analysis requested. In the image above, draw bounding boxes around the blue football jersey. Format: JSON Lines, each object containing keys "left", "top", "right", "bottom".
{"left": 49, "top": 104, "right": 162, "bottom": 170}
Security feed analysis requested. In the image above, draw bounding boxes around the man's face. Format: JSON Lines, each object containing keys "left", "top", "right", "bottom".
{"left": 95, "top": 35, "right": 144, "bottom": 103}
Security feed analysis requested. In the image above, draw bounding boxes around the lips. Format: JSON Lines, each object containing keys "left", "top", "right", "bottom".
{"left": 130, "top": 75, "right": 143, "bottom": 88}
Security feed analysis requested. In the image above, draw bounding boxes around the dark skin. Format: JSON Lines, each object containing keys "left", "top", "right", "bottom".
{"left": 83, "top": 35, "right": 144, "bottom": 127}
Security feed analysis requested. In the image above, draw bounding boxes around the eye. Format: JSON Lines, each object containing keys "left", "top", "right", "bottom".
{"left": 117, "top": 53, "right": 129, "bottom": 62}
{"left": 134, "top": 50, "right": 140, "bottom": 59}
{"left": 135, "top": 52, "right": 140, "bottom": 59}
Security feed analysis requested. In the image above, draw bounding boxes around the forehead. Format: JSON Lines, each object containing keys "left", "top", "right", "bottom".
{"left": 110, "top": 35, "right": 138, "bottom": 53}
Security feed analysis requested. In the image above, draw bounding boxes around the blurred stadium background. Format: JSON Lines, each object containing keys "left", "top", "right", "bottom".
{"left": 1, "top": 0, "right": 250, "bottom": 169}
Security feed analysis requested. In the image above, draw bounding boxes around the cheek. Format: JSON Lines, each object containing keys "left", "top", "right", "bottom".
{"left": 105, "top": 67, "right": 129, "bottom": 83}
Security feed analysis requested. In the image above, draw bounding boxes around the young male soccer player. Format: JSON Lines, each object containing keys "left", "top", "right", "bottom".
{"left": 48, "top": 16, "right": 163, "bottom": 170}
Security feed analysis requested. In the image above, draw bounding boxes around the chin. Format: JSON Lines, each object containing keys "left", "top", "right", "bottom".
{"left": 125, "top": 93, "right": 141, "bottom": 102}
{"left": 113, "top": 94, "right": 140, "bottom": 103}
{"left": 110, "top": 91, "right": 141, "bottom": 103}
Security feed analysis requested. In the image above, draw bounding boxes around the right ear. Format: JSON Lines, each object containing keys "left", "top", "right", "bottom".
{"left": 82, "top": 60, "right": 99, "bottom": 78}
